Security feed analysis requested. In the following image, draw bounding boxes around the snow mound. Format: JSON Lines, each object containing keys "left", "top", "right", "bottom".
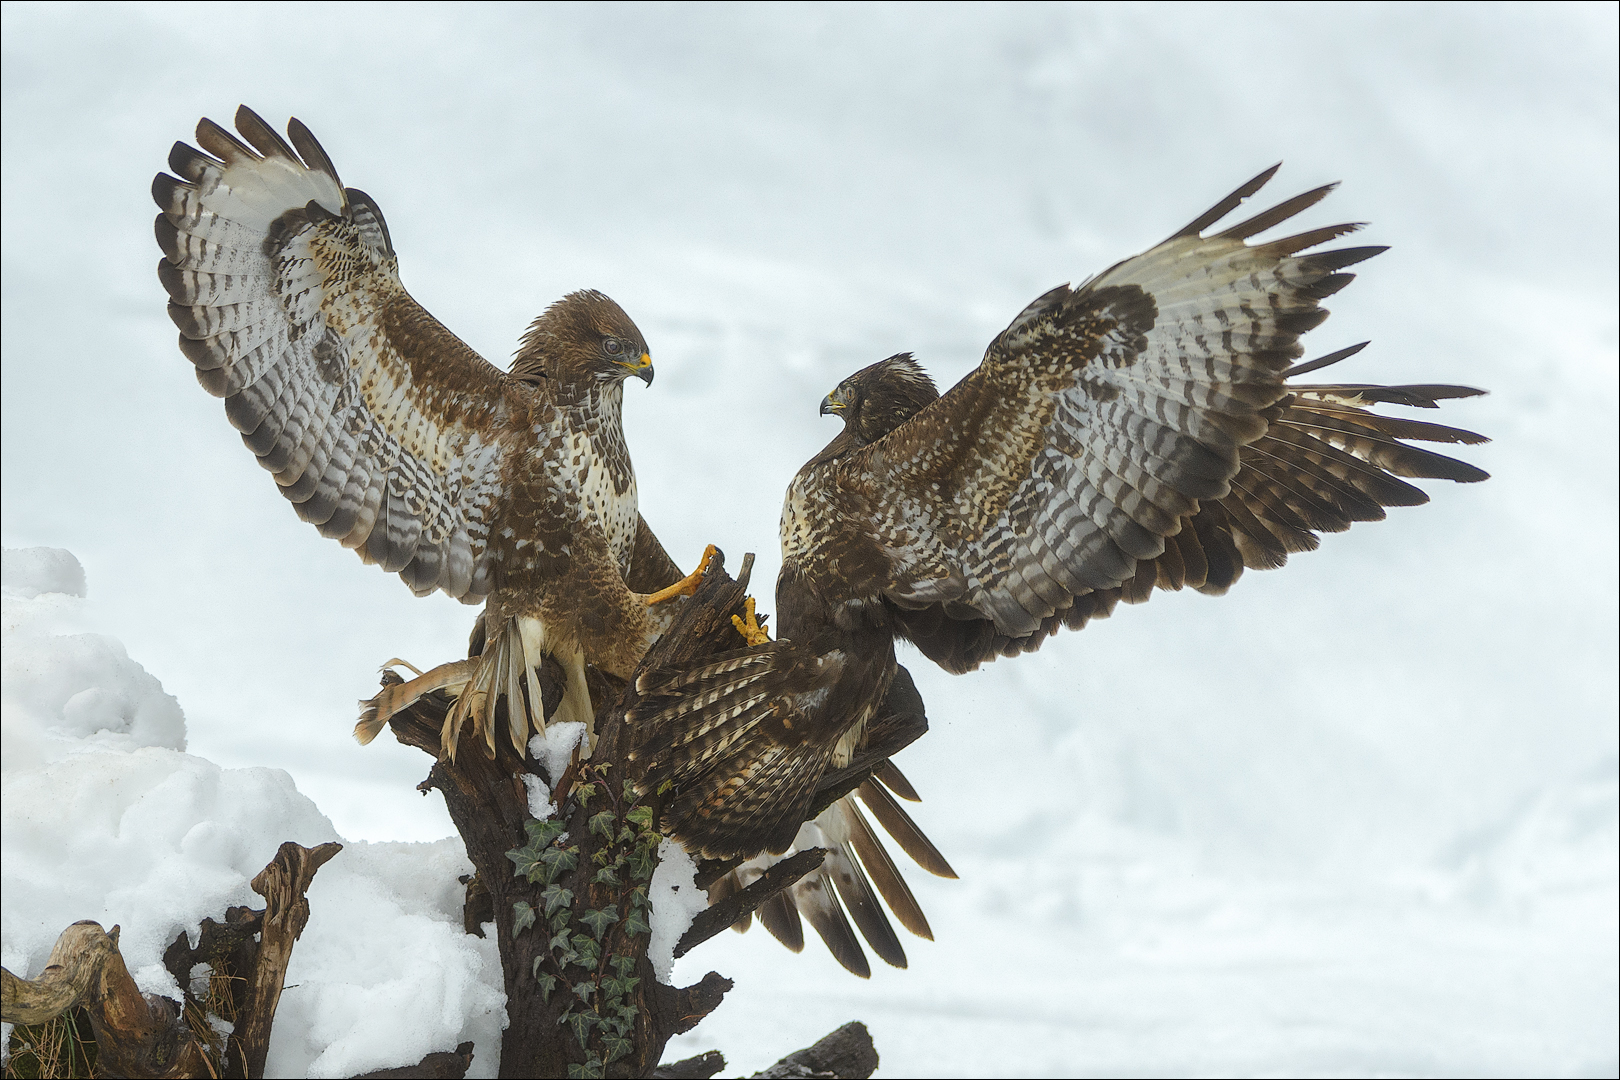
{"left": 2, "top": 546, "right": 85, "bottom": 599}
{"left": 0, "top": 549, "right": 505, "bottom": 1077}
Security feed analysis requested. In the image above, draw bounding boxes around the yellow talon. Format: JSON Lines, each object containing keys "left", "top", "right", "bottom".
{"left": 731, "top": 596, "right": 771, "bottom": 646}
{"left": 646, "top": 543, "right": 721, "bottom": 605}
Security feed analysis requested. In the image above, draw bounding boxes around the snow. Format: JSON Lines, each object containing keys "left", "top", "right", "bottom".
{"left": 3, "top": 6, "right": 1616, "bottom": 1077}
{"left": 530, "top": 721, "right": 587, "bottom": 790}
{"left": 647, "top": 839, "right": 707, "bottom": 986}
{"left": 0, "top": 551, "right": 505, "bottom": 1078}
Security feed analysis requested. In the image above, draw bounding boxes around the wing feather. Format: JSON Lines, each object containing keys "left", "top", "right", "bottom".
{"left": 789, "top": 170, "right": 1486, "bottom": 664}
{"left": 156, "top": 107, "right": 511, "bottom": 601}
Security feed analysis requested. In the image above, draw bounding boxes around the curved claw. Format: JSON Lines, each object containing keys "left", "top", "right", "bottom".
{"left": 646, "top": 543, "right": 722, "bottom": 605}
{"left": 731, "top": 596, "right": 771, "bottom": 647}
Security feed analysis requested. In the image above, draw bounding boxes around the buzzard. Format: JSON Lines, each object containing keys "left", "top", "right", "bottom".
{"left": 153, "top": 107, "right": 710, "bottom": 759}
{"left": 631, "top": 167, "right": 1489, "bottom": 971}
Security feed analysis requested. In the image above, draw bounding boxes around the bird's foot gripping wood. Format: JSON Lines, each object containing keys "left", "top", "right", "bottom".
{"left": 731, "top": 595, "right": 771, "bottom": 646}
{"left": 645, "top": 543, "right": 723, "bottom": 605}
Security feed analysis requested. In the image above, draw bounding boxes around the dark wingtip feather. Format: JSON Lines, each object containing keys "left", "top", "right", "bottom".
{"left": 1286, "top": 341, "right": 1370, "bottom": 378}
{"left": 1218, "top": 182, "right": 1339, "bottom": 242}
{"left": 1171, "top": 164, "right": 1281, "bottom": 240}
{"left": 195, "top": 116, "right": 256, "bottom": 164}
{"left": 151, "top": 171, "right": 184, "bottom": 214}
{"left": 233, "top": 105, "right": 299, "bottom": 163}
{"left": 287, "top": 117, "right": 343, "bottom": 186}
{"left": 153, "top": 213, "right": 180, "bottom": 261}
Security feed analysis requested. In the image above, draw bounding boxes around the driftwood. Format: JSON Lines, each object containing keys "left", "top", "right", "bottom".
{"left": 2, "top": 920, "right": 209, "bottom": 1079}
{"left": 2, "top": 840, "right": 341, "bottom": 1079}
{"left": 750, "top": 1022, "right": 878, "bottom": 1079}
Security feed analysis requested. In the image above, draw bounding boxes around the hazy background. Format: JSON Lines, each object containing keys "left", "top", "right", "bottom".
{"left": 3, "top": 4, "right": 1615, "bottom": 1075}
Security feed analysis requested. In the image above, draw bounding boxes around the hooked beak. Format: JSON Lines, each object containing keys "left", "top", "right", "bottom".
{"left": 820, "top": 389, "right": 846, "bottom": 417}
{"left": 618, "top": 352, "right": 654, "bottom": 386}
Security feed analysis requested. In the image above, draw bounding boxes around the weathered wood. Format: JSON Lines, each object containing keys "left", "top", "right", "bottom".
{"left": 750, "top": 1021, "right": 878, "bottom": 1079}
{"left": 349, "top": 1040, "right": 475, "bottom": 1079}
{"left": 1, "top": 920, "right": 213, "bottom": 1078}
{"left": 459, "top": 873, "right": 493, "bottom": 937}
{"left": 674, "top": 848, "right": 828, "bottom": 959}
{"left": 228, "top": 840, "right": 343, "bottom": 1079}
{"left": 1, "top": 923, "right": 109, "bottom": 1027}
{"left": 653, "top": 1049, "right": 726, "bottom": 1078}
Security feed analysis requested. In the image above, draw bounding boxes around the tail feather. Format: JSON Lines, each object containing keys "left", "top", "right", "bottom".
{"left": 871, "top": 759, "right": 920, "bottom": 801}
{"left": 820, "top": 803, "right": 908, "bottom": 968}
{"left": 698, "top": 777, "right": 953, "bottom": 977}
{"left": 856, "top": 779, "right": 958, "bottom": 879}
{"left": 793, "top": 865, "right": 870, "bottom": 978}
{"left": 843, "top": 794, "right": 932, "bottom": 940}
{"left": 755, "top": 888, "right": 805, "bottom": 952}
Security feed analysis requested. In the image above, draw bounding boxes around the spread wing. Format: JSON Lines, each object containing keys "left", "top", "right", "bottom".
{"left": 154, "top": 107, "right": 512, "bottom": 601}
{"left": 795, "top": 168, "right": 1488, "bottom": 668}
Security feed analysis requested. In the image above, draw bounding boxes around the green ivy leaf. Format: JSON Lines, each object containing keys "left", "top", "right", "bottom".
{"left": 551, "top": 909, "right": 572, "bottom": 933}
{"left": 571, "top": 934, "right": 601, "bottom": 969}
{"left": 593, "top": 865, "right": 621, "bottom": 887}
{"left": 574, "top": 782, "right": 598, "bottom": 804}
{"left": 540, "top": 844, "right": 581, "bottom": 884}
{"left": 580, "top": 905, "right": 619, "bottom": 940}
{"left": 588, "top": 810, "right": 617, "bottom": 839}
{"left": 511, "top": 901, "right": 536, "bottom": 937}
{"left": 622, "top": 779, "right": 639, "bottom": 802}
{"left": 657, "top": 779, "right": 674, "bottom": 796}
{"left": 623, "top": 907, "right": 652, "bottom": 936}
{"left": 564, "top": 1011, "right": 595, "bottom": 1047}
{"left": 571, "top": 981, "right": 595, "bottom": 1004}
{"left": 526, "top": 819, "right": 566, "bottom": 845}
{"left": 533, "top": 967, "right": 558, "bottom": 1002}
{"left": 609, "top": 955, "right": 638, "bottom": 978}
{"left": 627, "top": 846, "right": 657, "bottom": 881}
{"left": 625, "top": 804, "right": 655, "bottom": 830}
{"left": 567, "top": 1059, "right": 605, "bottom": 1080}
{"left": 506, "top": 847, "right": 543, "bottom": 879}
{"left": 542, "top": 884, "right": 574, "bottom": 916}
{"left": 603, "top": 1035, "right": 632, "bottom": 1064}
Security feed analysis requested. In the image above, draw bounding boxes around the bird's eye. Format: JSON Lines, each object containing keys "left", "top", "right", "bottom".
{"left": 603, "top": 338, "right": 623, "bottom": 356}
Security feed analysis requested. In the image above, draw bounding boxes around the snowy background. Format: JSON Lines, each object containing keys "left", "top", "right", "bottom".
{"left": 2, "top": 4, "right": 1615, "bottom": 1076}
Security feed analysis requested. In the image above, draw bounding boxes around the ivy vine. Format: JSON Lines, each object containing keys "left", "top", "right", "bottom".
{"left": 506, "top": 764, "right": 663, "bottom": 1078}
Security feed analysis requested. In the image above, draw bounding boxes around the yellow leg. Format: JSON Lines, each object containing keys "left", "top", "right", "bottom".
{"left": 731, "top": 596, "right": 771, "bottom": 646}
{"left": 646, "top": 543, "right": 721, "bottom": 605}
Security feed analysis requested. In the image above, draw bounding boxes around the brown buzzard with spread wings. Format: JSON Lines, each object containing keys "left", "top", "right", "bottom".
{"left": 630, "top": 166, "right": 1488, "bottom": 973}
{"left": 154, "top": 107, "right": 709, "bottom": 759}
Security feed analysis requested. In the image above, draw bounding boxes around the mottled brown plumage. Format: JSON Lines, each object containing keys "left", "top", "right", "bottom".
{"left": 154, "top": 107, "right": 691, "bottom": 758}
{"left": 631, "top": 167, "right": 1489, "bottom": 973}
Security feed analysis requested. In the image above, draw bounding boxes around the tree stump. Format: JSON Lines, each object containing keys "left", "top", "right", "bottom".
{"left": 383, "top": 551, "right": 919, "bottom": 1077}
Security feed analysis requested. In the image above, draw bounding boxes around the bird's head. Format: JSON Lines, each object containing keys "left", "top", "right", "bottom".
{"left": 512, "top": 289, "right": 653, "bottom": 392}
{"left": 820, "top": 353, "right": 940, "bottom": 445}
